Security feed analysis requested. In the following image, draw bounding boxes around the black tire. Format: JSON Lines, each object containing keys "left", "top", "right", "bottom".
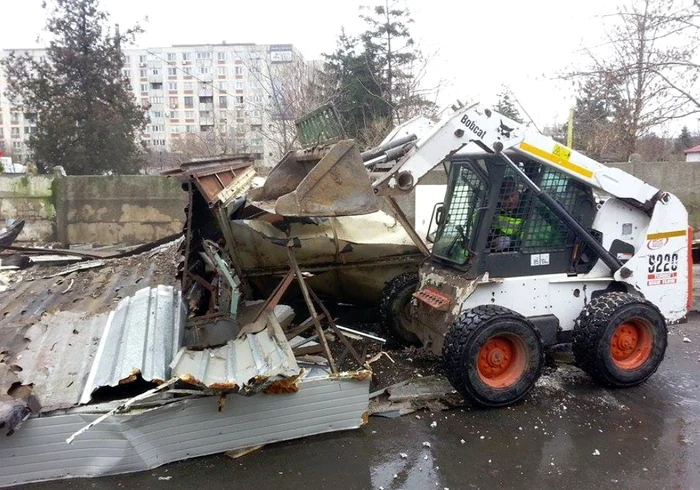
{"left": 380, "top": 272, "right": 420, "bottom": 345}
{"left": 572, "top": 292, "right": 667, "bottom": 387}
{"left": 442, "top": 305, "right": 544, "bottom": 408}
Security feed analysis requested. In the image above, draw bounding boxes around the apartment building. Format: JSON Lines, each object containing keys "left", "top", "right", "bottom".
{"left": 0, "top": 43, "right": 306, "bottom": 167}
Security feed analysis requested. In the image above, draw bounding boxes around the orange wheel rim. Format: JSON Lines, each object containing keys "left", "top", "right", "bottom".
{"left": 610, "top": 319, "right": 653, "bottom": 370}
{"left": 477, "top": 334, "right": 527, "bottom": 388}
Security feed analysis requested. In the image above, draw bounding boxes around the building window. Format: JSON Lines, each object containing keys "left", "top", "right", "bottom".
{"left": 168, "top": 67, "right": 177, "bottom": 76}
{"left": 236, "top": 110, "right": 245, "bottom": 118}
{"left": 218, "top": 96, "right": 227, "bottom": 108}
{"left": 236, "top": 96, "right": 244, "bottom": 104}
{"left": 217, "top": 52, "right": 226, "bottom": 61}
{"left": 151, "top": 125, "right": 164, "bottom": 133}
{"left": 184, "top": 82, "right": 194, "bottom": 90}
{"left": 217, "top": 66, "right": 226, "bottom": 76}
{"left": 124, "top": 55, "right": 131, "bottom": 64}
{"left": 186, "top": 125, "right": 196, "bottom": 132}
{"left": 10, "top": 127, "right": 20, "bottom": 137}
{"left": 122, "top": 69, "right": 131, "bottom": 78}
{"left": 199, "top": 110, "right": 211, "bottom": 118}
{"left": 169, "top": 111, "right": 179, "bottom": 119}
{"left": 151, "top": 111, "right": 163, "bottom": 119}
{"left": 182, "top": 52, "right": 191, "bottom": 62}
{"left": 184, "top": 96, "right": 194, "bottom": 108}
{"left": 196, "top": 52, "right": 211, "bottom": 60}
{"left": 199, "top": 66, "right": 211, "bottom": 75}
{"left": 235, "top": 81, "right": 244, "bottom": 90}
{"left": 151, "top": 68, "right": 159, "bottom": 76}
{"left": 151, "top": 82, "right": 163, "bottom": 90}
{"left": 183, "top": 67, "right": 192, "bottom": 76}
{"left": 139, "top": 55, "right": 147, "bottom": 64}
{"left": 10, "top": 113, "right": 20, "bottom": 124}
{"left": 168, "top": 82, "right": 178, "bottom": 91}
{"left": 169, "top": 96, "right": 178, "bottom": 108}
{"left": 185, "top": 111, "right": 195, "bottom": 119}
{"left": 150, "top": 96, "right": 164, "bottom": 104}
{"left": 167, "top": 53, "right": 176, "bottom": 62}
{"left": 140, "top": 83, "right": 148, "bottom": 92}
{"left": 235, "top": 66, "right": 243, "bottom": 75}
{"left": 217, "top": 82, "right": 227, "bottom": 90}
{"left": 140, "top": 69, "right": 147, "bottom": 78}
{"left": 12, "top": 141, "right": 21, "bottom": 149}
{"left": 141, "top": 98, "right": 149, "bottom": 106}
{"left": 169, "top": 126, "right": 181, "bottom": 133}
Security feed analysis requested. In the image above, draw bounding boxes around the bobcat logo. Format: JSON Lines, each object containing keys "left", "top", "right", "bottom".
{"left": 497, "top": 120, "right": 515, "bottom": 138}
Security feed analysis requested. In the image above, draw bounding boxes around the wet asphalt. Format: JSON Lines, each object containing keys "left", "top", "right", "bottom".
{"left": 21, "top": 313, "right": 700, "bottom": 490}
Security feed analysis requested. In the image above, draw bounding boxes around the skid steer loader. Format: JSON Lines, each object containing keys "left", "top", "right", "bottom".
{"left": 251, "top": 103, "right": 691, "bottom": 408}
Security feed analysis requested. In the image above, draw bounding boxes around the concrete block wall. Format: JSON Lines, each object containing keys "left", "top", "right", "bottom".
{"left": 0, "top": 175, "right": 56, "bottom": 243}
{"left": 55, "top": 176, "right": 186, "bottom": 246}
{"left": 0, "top": 174, "right": 186, "bottom": 246}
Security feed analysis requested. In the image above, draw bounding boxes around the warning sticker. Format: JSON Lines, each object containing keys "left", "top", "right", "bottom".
{"left": 647, "top": 272, "right": 678, "bottom": 286}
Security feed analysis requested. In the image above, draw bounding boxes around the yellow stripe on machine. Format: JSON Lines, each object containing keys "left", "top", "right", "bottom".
{"left": 519, "top": 142, "right": 594, "bottom": 179}
{"left": 647, "top": 230, "right": 687, "bottom": 240}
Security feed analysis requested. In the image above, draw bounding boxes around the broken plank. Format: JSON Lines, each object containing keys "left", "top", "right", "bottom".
{"left": 225, "top": 444, "right": 264, "bottom": 460}
{"left": 387, "top": 375, "right": 455, "bottom": 403}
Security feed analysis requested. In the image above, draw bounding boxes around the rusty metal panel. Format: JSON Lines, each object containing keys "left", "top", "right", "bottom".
{"left": 6, "top": 312, "right": 108, "bottom": 412}
{"left": 171, "top": 307, "right": 300, "bottom": 394}
{"left": 79, "top": 286, "right": 186, "bottom": 405}
{"left": 191, "top": 164, "right": 255, "bottom": 206}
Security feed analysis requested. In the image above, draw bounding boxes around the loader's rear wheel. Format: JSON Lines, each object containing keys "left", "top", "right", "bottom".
{"left": 572, "top": 292, "right": 667, "bottom": 387}
{"left": 442, "top": 305, "right": 544, "bottom": 408}
{"left": 380, "top": 272, "right": 420, "bottom": 345}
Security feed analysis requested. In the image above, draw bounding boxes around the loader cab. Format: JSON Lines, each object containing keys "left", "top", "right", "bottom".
{"left": 429, "top": 152, "right": 598, "bottom": 278}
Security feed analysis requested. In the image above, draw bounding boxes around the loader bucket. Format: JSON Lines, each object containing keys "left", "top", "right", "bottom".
{"left": 248, "top": 139, "right": 378, "bottom": 217}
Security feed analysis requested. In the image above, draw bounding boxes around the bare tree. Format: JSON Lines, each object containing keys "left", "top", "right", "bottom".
{"left": 567, "top": 0, "right": 700, "bottom": 158}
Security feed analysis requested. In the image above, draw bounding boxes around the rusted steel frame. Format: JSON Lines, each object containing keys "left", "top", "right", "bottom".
{"left": 284, "top": 313, "right": 326, "bottom": 341}
{"left": 251, "top": 270, "right": 295, "bottom": 323}
{"left": 307, "top": 287, "right": 364, "bottom": 367}
{"left": 287, "top": 247, "right": 337, "bottom": 374}
{"left": 182, "top": 182, "right": 194, "bottom": 291}
{"left": 385, "top": 196, "right": 430, "bottom": 257}
{"left": 186, "top": 271, "right": 215, "bottom": 292}
{"left": 241, "top": 254, "right": 424, "bottom": 278}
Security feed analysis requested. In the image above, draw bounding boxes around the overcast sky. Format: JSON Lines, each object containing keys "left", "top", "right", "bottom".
{"left": 2, "top": 0, "right": 696, "bottom": 133}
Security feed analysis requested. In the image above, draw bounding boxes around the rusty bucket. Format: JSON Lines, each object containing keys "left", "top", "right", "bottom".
{"left": 248, "top": 139, "right": 378, "bottom": 217}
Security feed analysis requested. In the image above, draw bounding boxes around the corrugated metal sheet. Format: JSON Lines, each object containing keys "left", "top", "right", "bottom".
{"left": 11, "top": 312, "right": 108, "bottom": 412}
{"left": 79, "top": 286, "right": 186, "bottom": 404}
{"left": 170, "top": 310, "right": 300, "bottom": 393}
{"left": 0, "top": 374, "right": 370, "bottom": 487}
{"left": 0, "top": 242, "right": 181, "bottom": 410}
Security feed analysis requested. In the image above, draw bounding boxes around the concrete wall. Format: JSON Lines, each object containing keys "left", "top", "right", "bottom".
{"left": 0, "top": 175, "right": 56, "bottom": 243}
{"left": 607, "top": 161, "right": 700, "bottom": 232}
{"left": 0, "top": 175, "right": 185, "bottom": 246}
{"left": 55, "top": 176, "right": 186, "bottom": 246}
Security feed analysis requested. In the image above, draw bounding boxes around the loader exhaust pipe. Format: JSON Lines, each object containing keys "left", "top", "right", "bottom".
{"left": 495, "top": 145, "right": 623, "bottom": 273}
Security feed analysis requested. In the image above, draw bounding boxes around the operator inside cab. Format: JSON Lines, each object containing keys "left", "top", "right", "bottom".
{"left": 490, "top": 176, "right": 524, "bottom": 252}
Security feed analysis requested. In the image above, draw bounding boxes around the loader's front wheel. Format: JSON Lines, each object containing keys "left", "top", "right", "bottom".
{"left": 442, "top": 305, "right": 544, "bottom": 408}
{"left": 380, "top": 272, "right": 420, "bottom": 345}
{"left": 572, "top": 292, "right": 667, "bottom": 387}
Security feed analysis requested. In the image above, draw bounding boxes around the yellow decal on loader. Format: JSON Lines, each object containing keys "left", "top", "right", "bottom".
{"left": 519, "top": 142, "right": 593, "bottom": 179}
{"left": 647, "top": 230, "right": 687, "bottom": 240}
